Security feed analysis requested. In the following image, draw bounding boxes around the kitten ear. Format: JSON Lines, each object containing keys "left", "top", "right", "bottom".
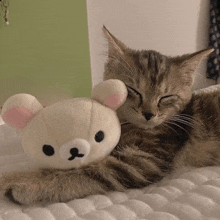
{"left": 102, "top": 25, "right": 128, "bottom": 57}
{"left": 180, "top": 48, "right": 214, "bottom": 74}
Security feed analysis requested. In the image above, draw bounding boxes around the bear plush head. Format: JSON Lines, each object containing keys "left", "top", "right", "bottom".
{"left": 1, "top": 79, "right": 127, "bottom": 169}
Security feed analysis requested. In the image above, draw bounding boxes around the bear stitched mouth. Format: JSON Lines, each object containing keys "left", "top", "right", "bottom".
{"left": 68, "top": 148, "right": 84, "bottom": 161}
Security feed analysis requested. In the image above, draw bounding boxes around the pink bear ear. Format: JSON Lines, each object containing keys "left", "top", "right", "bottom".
{"left": 103, "top": 93, "right": 126, "bottom": 110}
{"left": 1, "top": 94, "right": 43, "bottom": 129}
{"left": 91, "top": 79, "right": 128, "bottom": 110}
{"left": 2, "top": 106, "right": 35, "bottom": 129}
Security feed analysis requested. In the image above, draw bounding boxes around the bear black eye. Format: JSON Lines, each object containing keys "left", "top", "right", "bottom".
{"left": 95, "top": 131, "right": 104, "bottom": 143}
{"left": 42, "top": 145, "right": 55, "bottom": 156}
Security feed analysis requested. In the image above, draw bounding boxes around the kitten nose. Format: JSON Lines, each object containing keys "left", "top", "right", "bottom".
{"left": 144, "top": 112, "right": 154, "bottom": 121}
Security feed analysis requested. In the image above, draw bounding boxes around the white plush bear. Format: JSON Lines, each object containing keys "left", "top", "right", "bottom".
{"left": 1, "top": 79, "right": 127, "bottom": 169}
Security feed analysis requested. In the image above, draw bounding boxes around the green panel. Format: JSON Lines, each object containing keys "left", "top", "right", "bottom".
{"left": 0, "top": 0, "right": 91, "bottom": 106}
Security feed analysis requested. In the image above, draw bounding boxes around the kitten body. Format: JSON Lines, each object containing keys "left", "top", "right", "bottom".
{"left": 0, "top": 27, "right": 218, "bottom": 205}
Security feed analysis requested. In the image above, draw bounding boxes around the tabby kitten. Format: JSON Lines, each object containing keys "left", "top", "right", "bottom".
{"left": 0, "top": 27, "right": 217, "bottom": 205}
{"left": 102, "top": 26, "right": 218, "bottom": 169}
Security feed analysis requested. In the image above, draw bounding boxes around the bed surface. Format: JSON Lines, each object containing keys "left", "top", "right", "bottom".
{"left": 1, "top": 121, "right": 220, "bottom": 220}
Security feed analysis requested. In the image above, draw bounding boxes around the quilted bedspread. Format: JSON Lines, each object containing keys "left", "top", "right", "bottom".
{"left": 1, "top": 120, "right": 220, "bottom": 220}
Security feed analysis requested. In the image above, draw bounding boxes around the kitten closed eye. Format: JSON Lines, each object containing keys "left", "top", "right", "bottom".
{"left": 127, "top": 86, "right": 142, "bottom": 96}
{"left": 159, "top": 95, "right": 177, "bottom": 106}
{"left": 127, "top": 86, "right": 143, "bottom": 104}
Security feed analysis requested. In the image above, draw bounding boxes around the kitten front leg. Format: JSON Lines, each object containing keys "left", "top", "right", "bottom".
{"left": 0, "top": 168, "right": 107, "bottom": 205}
{"left": 0, "top": 151, "right": 163, "bottom": 205}
{"left": 0, "top": 158, "right": 117, "bottom": 204}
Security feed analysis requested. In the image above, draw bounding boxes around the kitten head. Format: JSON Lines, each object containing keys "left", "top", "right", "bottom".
{"left": 103, "top": 26, "right": 214, "bottom": 130}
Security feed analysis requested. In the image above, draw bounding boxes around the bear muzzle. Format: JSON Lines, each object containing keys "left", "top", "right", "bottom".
{"left": 59, "top": 139, "right": 90, "bottom": 161}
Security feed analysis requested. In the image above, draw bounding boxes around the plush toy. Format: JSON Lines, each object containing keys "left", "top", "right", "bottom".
{"left": 1, "top": 79, "right": 127, "bottom": 169}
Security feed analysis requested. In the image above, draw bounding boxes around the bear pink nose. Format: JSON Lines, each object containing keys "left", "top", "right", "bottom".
{"left": 59, "top": 139, "right": 90, "bottom": 161}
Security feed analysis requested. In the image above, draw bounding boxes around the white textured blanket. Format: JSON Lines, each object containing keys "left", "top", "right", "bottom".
{"left": 1, "top": 122, "right": 220, "bottom": 220}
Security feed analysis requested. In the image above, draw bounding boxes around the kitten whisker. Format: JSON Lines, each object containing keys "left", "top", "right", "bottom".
{"left": 170, "top": 118, "right": 196, "bottom": 130}
{"left": 172, "top": 120, "right": 198, "bottom": 133}
{"left": 174, "top": 114, "right": 199, "bottom": 123}
{"left": 177, "top": 113, "right": 199, "bottom": 121}
{"left": 173, "top": 114, "right": 203, "bottom": 127}
{"left": 166, "top": 121, "right": 191, "bottom": 136}
{"left": 175, "top": 114, "right": 192, "bottom": 120}
{"left": 161, "top": 123, "right": 179, "bottom": 135}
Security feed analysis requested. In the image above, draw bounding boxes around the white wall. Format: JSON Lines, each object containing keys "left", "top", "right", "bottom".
{"left": 87, "top": 0, "right": 215, "bottom": 90}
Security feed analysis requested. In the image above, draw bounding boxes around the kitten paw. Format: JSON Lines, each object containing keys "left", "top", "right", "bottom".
{"left": 0, "top": 172, "right": 42, "bottom": 205}
{"left": 5, "top": 188, "right": 23, "bottom": 205}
